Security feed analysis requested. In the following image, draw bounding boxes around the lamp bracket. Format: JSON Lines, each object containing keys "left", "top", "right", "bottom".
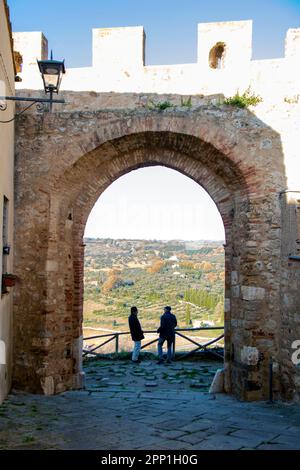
{"left": 0, "top": 96, "right": 65, "bottom": 105}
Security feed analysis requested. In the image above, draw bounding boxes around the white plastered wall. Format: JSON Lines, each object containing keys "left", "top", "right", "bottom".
{"left": 13, "top": 20, "right": 300, "bottom": 190}
{"left": 0, "top": 0, "right": 15, "bottom": 404}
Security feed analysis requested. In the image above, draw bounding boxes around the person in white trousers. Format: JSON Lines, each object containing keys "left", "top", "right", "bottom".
{"left": 128, "top": 306, "right": 144, "bottom": 363}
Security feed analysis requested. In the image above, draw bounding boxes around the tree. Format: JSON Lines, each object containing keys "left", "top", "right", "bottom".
{"left": 181, "top": 261, "right": 194, "bottom": 270}
{"left": 148, "top": 258, "right": 164, "bottom": 274}
{"left": 214, "top": 301, "right": 224, "bottom": 324}
{"left": 185, "top": 303, "right": 191, "bottom": 326}
{"left": 206, "top": 272, "right": 218, "bottom": 283}
{"left": 200, "top": 261, "right": 213, "bottom": 272}
{"left": 102, "top": 269, "right": 121, "bottom": 293}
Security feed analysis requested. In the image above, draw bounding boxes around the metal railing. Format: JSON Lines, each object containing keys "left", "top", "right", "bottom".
{"left": 83, "top": 326, "right": 224, "bottom": 360}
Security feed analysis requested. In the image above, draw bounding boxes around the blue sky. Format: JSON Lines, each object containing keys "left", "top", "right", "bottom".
{"left": 9, "top": 0, "right": 300, "bottom": 66}
{"left": 9, "top": 1, "right": 300, "bottom": 240}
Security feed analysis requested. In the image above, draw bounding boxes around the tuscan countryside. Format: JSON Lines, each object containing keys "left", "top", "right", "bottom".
{"left": 1, "top": 0, "right": 300, "bottom": 458}
{"left": 83, "top": 238, "right": 225, "bottom": 352}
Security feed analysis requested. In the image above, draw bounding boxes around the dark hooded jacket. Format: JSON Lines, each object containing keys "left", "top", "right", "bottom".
{"left": 128, "top": 314, "right": 144, "bottom": 341}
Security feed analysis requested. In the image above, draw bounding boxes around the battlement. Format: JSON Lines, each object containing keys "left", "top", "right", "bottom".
{"left": 197, "top": 20, "right": 252, "bottom": 68}
{"left": 12, "top": 20, "right": 300, "bottom": 98}
{"left": 92, "top": 26, "right": 145, "bottom": 69}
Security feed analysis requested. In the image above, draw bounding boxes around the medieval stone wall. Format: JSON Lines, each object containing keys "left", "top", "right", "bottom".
{"left": 12, "top": 94, "right": 296, "bottom": 400}
{"left": 10, "top": 19, "right": 300, "bottom": 401}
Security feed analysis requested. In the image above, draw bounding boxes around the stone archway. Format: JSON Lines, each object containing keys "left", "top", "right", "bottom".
{"left": 13, "top": 98, "right": 287, "bottom": 400}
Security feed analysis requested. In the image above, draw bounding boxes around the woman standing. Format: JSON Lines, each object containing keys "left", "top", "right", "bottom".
{"left": 128, "top": 306, "right": 144, "bottom": 363}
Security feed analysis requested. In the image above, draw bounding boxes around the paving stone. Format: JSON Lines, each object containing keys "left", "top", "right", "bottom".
{"left": 268, "top": 435, "right": 300, "bottom": 449}
{"left": 134, "top": 415, "right": 171, "bottom": 426}
{"left": 224, "top": 417, "right": 290, "bottom": 433}
{"left": 145, "top": 382, "right": 158, "bottom": 387}
{"left": 190, "top": 382, "right": 209, "bottom": 389}
{"left": 177, "top": 431, "right": 208, "bottom": 445}
{"left": 256, "top": 443, "right": 295, "bottom": 450}
{"left": 137, "top": 439, "right": 194, "bottom": 450}
{"left": 154, "top": 430, "right": 187, "bottom": 439}
{"left": 283, "top": 425, "right": 300, "bottom": 436}
{"left": 229, "top": 428, "right": 279, "bottom": 442}
{"left": 181, "top": 420, "right": 214, "bottom": 432}
{"left": 197, "top": 435, "right": 250, "bottom": 450}
{"left": 154, "top": 417, "right": 191, "bottom": 430}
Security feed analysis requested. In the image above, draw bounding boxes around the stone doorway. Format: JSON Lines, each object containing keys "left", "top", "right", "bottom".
{"left": 13, "top": 98, "right": 287, "bottom": 400}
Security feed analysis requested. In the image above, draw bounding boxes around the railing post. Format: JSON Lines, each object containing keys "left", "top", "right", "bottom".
{"left": 173, "top": 333, "right": 176, "bottom": 358}
{"left": 115, "top": 334, "right": 119, "bottom": 354}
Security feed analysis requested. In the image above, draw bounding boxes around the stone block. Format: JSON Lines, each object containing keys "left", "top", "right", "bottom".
{"left": 45, "top": 260, "right": 58, "bottom": 272}
{"left": 209, "top": 369, "right": 224, "bottom": 393}
{"left": 231, "top": 285, "right": 240, "bottom": 298}
{"left": 240, "top": 346, "right": 259, "bottom": 365}
{"left": 231, "top": 271, "right": 238, "bottom": 285}
{"left": 241, "top": 286, "right": 265, "bottom": 301}
{"left": 41, "top": 376, "right": 55, "bottom": 395}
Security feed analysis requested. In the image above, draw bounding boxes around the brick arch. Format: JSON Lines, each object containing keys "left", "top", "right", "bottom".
{"left": 50, "top": 130, "right": 255, "bottom": 400}
{"left": 62, "top": 131, "right": 250, "bottom": 238}
{"left": 13, "top": 106, "right": 285, "bottom": 400}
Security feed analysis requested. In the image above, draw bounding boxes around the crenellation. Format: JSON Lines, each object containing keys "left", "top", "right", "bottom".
{"left": 13, "top": 31, "right": 47, "bottom": 68}
{"left": 285, "top": 28, "right": 300, "bottom": 58}
{"left": 12, "top": 20, "right": 300, "bottom": 101}
{"left": 197, "top": 20, "right": 252, "bottom": 69}
{"left": 92, "top": 26, "right": 145, "bottom": 69}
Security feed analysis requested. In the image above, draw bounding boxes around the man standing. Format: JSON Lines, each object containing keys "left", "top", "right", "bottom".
{"left": 128, "top": 306, "right": 144, "bottom": 363}
{"left": 157, "top": 306, "right": 177, "bottom": 364}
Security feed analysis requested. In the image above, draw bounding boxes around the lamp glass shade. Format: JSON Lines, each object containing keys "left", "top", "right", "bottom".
{"left": 37, "top": 59, "right": 65, "bottom": 94}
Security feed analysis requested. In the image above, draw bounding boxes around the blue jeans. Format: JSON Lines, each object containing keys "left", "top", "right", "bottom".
{"left": 132, "top": 341, "right": 141, "bottom": 361}
{"left": 158, "top": 337, "right": 174, "bottom": 361}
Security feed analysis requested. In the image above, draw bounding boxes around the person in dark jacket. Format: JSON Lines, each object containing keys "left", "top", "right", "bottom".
{"left": 157, "top": 306, "right": 177, "bottom": 364}
{"left": 128, "top": 306, "right": 144, "bottom": 363}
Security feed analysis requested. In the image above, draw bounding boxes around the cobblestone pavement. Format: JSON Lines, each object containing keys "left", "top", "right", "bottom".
{"left": 1, "top": 359, "right": 300, "bottom": 450}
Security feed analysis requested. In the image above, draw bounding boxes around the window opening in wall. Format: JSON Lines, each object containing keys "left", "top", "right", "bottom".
{"left": 209, "top": 42, "right": 226, "bottom": 69}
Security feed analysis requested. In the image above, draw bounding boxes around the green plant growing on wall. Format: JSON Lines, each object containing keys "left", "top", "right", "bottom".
{"left": 180, "top": 96, "right": 192, "bottom": 108}
{"left": 147, "top": 100, "right": 175, "bottom": 111}
{"left": 224, "top": 88, "right": 262, "bottom": 108}
{"left": 284, "top": 95, "right": 299, "bottom": 104}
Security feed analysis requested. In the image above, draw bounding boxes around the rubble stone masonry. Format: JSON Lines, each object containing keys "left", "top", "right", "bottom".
{"left": 11, "top": 20, "right": 300, "bottom": 400}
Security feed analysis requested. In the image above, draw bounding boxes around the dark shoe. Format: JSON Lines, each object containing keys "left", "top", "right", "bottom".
{"left": 166, "top": 360, "right": 172, "bottom": 364}
{"left": 157, "top": 359, "right": 164, "bottom": 365}
{"left": 132, "top": 359, "right": 141, "bottom": 364}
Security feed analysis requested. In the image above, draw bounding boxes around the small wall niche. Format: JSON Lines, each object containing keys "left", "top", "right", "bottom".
{"left": 209, "top": 42, "right": 226, "bottom": 69}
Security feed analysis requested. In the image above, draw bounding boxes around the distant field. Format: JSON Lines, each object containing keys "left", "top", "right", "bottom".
{"left": 83, "top": 238, "right": 225, "bottom": 347}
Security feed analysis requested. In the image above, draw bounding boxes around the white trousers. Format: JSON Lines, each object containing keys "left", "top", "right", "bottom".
{"left": 132, "top": 340, "right": 141, "bottom": 361}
